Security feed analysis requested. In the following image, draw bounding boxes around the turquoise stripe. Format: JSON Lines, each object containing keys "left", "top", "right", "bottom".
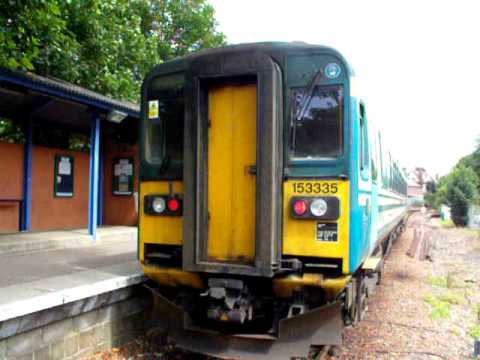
{"left": 379, "top": 204, "right": 406, "bottom": 212}
{"left": 361, "top": 190, "right": 403, "bottom": 202}
{"left": 378, "top": 192, "right": 404, "bottom": 200}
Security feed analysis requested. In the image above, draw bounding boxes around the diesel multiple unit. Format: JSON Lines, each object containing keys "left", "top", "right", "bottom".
{"left": 139, "top": 42, "right": 407, "bottom": 359}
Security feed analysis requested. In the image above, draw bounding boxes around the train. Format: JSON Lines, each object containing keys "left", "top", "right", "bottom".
{"left": 138, "top": 42, "right": 408, "bottom": 359}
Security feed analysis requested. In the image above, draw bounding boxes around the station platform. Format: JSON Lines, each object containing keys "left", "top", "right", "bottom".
{"left": 0, "top": 226, "right": 137, "bottom": 256}
{"left": 0, "top": 227, "right": 149, "bottom": 359}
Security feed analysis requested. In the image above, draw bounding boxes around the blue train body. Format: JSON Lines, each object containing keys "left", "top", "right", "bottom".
{"left": 349, "top": 96, "right": 408, "bottom": 273}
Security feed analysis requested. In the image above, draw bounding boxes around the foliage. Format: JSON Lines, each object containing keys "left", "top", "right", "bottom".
{"left": 438, "top": 291, "right": 465, "bottom": 305}
{"left": 444, "top": 165, "right": 479, "bottom": 226}
{"left": 428, "top": 276, "right": 448, "bottom": 288}
{"left": 0, "top": 0, "right": 225, "bottom": 102}
{"left": 426, "top": 137, "right": 480, "bottom": 211}
{"left": 458, "top": 138, "right": 480, "bottom": 192}
{"left": 425, "top": 163, "right": 479, "bottom": 224}
{"left": 470, "top": 325, "right": 480, "bottom": 339}
{"left": 439, "top": 219, "right": 454, "bottom": 228}
{"left": 425, "top": 180, "right": 436, "bottom": 193}
{"left": 423, "top": 192, "right": 436, "bottom": 208}
{"left": 0, "top": 118, "right": 24, "bottom": 143}
{"left": 425, "top": 175, "right": 450, "bottom": 209}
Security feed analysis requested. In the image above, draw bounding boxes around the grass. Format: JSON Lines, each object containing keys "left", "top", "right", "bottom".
{"left": 470, "top": 325, "right": 480, "bottom": 339}
{"left": 428, "top": 276, "right": 448, "bottom": 288}
{"left": 439, "top": 291, "right": 466, "bottom": 305}
{"left": 440, "top": 219, "right": 455, "bottom": 228}
{"left": 424, "top": 294, "right": 451, "bottom": 320}
{"left": 428, "top": 273, "right": 460, "bottom": 288}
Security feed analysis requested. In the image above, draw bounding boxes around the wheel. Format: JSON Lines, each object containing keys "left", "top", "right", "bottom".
{"left": 356, "top": 276, "right": 368, "bottom": 322}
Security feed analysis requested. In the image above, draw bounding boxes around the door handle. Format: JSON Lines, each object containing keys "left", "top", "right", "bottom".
{"left": 245, "top": 165, "right": 257, "bottom": 175}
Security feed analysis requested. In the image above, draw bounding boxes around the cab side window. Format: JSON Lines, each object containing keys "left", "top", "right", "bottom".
{"left": 359, "top": 102, "right": 369, "bottom": 177}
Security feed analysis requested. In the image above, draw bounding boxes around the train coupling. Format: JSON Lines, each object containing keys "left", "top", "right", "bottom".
{"left": 202, "top": 278, "right": 253, "bottom": 324}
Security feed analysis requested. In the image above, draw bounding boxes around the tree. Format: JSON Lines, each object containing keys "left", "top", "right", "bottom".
{"left": 425, "top": 180, "right": 436, "bottom": 193}
{"left": 413, "top": 167, "right": 427, "bottom": 187}
{"left": 0, "top": 0, "right": 225, "bottom": 102}
{"left": 0, "top": 118, "right": 24, "bottom": 143}
{"left": 425, "top": 175, "right": 447, "bottom": 209}
{"left": 458, "top": 137, "right": 480, "bottom": 192}
{"left": 444, "top": 165, "right": 479, "bottom": 226}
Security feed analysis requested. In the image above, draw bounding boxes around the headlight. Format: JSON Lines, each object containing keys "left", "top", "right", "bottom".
{"left": 310, "top": 198, "right": 328, "bottom": 217}
{"left": 152, "top": 197, "right": 166, "bottom": 214}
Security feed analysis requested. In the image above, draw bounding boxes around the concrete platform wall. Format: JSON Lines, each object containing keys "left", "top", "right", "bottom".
{"left": 0, "top": 286, "right": 151, "bottom": 360}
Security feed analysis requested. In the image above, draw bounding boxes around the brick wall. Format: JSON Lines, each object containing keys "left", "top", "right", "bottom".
{"left": 0, "top": 140, "right": 139, "bottom": 232}
{"left": 31, "top": 146, "right": 90, "bottom": 231}
{"left": 0, "top": 142, "right": 24, "bottom": 232}
{"left": 102, "top": 143, "right": 140, "bottom": 226}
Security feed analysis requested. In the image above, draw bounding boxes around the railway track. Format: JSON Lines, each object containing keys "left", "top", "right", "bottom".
{"left": 311, "top": 345, "right": 332, "bottom": 360}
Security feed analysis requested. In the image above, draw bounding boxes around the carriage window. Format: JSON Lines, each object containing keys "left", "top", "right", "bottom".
{"left": 291, "top": 85, "right": 343, "bottom": 160}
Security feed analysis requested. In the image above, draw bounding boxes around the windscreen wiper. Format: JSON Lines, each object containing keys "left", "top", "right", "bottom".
{"left": 291, "top": 71, "right": 323, "bottom": 152}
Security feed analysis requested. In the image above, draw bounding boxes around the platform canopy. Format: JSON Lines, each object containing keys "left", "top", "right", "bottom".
{"left": 0, "top": 68, "right": 139, "bottom": 128}
{"left": 0, "top": 68, "right": 140, "bottom": 239}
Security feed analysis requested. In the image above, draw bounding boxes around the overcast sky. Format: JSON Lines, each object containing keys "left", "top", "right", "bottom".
{"left": 209, "top": 0, "right": 479, "bottom": 176}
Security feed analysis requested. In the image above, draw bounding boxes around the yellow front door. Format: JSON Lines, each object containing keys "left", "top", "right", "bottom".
{"left": 207, "top": 83, "right": 257, "bottom": 264}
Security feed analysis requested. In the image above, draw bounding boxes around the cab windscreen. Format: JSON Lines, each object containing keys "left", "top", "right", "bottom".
{"left": 291, "top": 85, "right": 343, "bottom": 160}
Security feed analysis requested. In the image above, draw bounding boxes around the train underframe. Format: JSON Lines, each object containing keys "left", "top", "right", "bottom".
{"left": 145, "top": 221, "right": 406, "bottom": 359}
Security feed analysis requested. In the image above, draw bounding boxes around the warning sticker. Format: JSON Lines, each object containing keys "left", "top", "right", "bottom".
{"left": 148, "top": 100, "right": 159, "bottom": 119}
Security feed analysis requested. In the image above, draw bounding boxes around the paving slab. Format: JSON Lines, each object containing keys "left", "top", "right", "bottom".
{"left": 0, "top": 226, "right": 137, "bottom": 255}
{"left": 0, "top": 230, "right": 144, "bottom": 323}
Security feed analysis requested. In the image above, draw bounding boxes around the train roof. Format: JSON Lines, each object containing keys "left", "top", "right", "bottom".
{"left": 144, "top": 41, "right": 354, "bottom": 82}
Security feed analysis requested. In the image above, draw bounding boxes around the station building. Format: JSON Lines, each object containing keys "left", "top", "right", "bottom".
{"left": 0, "top": 68, "right": 140, "bottom": 238}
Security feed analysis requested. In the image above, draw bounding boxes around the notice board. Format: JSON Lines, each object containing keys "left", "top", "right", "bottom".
{"left": 113, "top": 157, "right": 134, "bottom": 195}
{"left": 54, "top": 155, "right": 74, "bottom": 197}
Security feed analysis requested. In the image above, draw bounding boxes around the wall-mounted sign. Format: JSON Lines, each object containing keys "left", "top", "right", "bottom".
{"left": 113, "top": 157, "right": 134, "bottom": 196}
{"left": 54, "top": 155, "right": 74, "bottom": 197}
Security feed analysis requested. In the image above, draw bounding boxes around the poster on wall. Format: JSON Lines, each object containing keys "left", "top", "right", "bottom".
{"left": 54, "top": 155, "right": 74, "bottom": 197}
{"left": 113, "top": 158, "right": 134, "bottom": 196}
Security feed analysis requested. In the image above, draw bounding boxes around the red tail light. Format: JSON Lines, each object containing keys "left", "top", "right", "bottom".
{"left": 293, "top": 199, "right": 308, "bottom": 216}
{"left": 167, "top": 198, "right": 181, "bottom": 212}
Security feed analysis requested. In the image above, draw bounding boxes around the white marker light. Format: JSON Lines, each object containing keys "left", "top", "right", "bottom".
{"left": 152, "top": 197, "right": 166, "bottom": 213}
{"left": 310, "top": 198, "right": 328, "bottom": 217}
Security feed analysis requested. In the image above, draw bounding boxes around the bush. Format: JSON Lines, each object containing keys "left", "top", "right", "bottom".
{"left": 445, "top": 165, "right": 479, "bottom": 226}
